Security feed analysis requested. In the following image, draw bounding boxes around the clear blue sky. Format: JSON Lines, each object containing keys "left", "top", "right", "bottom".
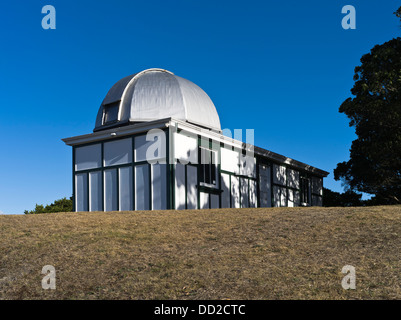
{"left": 0, "top": 0, "right": 399, "bottom": 214}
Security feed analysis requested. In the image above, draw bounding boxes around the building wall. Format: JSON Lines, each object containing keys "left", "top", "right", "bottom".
{"left": 73, "top": 133, "right": 168, "bottom": 212}
{"left": 174, "top": 132, "right": 198, "bottom": 209}
{"left": 73, "top": 128, "right": 324, "bottom": 211}
{"left": 220, "top": 147, "right": 257, "bottom": 208}
{"left": 311, "top": 176, "right": 323, "bottom": 206}
{"left": 271, "top": 164, "right": 303, "bottom": 207}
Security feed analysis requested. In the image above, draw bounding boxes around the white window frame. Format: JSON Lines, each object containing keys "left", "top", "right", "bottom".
{"left": 199, "top": 147, "right": 218, "bottom": 189}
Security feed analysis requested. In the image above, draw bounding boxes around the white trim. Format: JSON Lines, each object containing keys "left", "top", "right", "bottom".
{"left": 199, "top": 147, "right": 218, "bottom": 189}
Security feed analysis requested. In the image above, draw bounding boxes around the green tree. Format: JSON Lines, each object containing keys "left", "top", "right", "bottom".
{"left": 334, "top": 9, "right": 401, "bottom": 204}
{"left": 323, "top": 187, "right": 363, "bottom": 207}
{"left": 24, "top": 197, "right": 73, "bottom": 214}
{"left": 395, "top": 7, "right": 401, "bottom": 21}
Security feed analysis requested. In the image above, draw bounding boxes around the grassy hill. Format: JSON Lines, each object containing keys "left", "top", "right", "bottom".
{"left": 0, "top": 206, "right": 400, "bottom": 300}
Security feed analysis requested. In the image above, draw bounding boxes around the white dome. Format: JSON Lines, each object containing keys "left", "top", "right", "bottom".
{"left": 94, "top": 68, "right": 221, "bottom": 132}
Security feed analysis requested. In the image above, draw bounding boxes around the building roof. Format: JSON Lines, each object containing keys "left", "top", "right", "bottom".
{"left": 94, "top": 68, "right": 221, "bottom": 132}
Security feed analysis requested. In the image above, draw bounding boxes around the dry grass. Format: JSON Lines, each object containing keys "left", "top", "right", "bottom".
{"left": 0, "top": 206, "right": 400, "bottom": 300}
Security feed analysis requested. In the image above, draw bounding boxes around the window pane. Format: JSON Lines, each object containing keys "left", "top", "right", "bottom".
{"left": 211, "top": 194, "right": 219, "bottom": 209}
{"left": 175, "top": 163, "right": 186, "bottom": 210}
{"left": 103, "top": 102, "right": 119, "bottom": 124}
{"left": 273, "top": 164, "right": 287, "bottom": 186}
{"left": 294, "top": 191, "right": 300, "bottom": 206}
{"left": 104, "top": 169, "right": 117, "bottom": 211}
{"left": 211, "top": 164, "right": 217, "bottom": 185}
{"left": 300, "top": 178, "right": 310, "bottom": 204}
{"left": 135, "top": 164, "right": 150, "bottom": 210}
{"left": 89, "top": 171, "right": 102, "bottom": 211}
{"left": 280, "top": 187, "right": 287, "bottom": 207}
{"left": 119, "top": 167, "right": 133, "bottom": 211}
{"left": 249, "top": 180, "right": 257, "bottom": 208}
{"left": 152, "top": 164, "right": 167, "bottom": 210}
{"left": 135, "top": 134, "right": 166, "bottom": 162}
{"left": 200, "top": 148, "right": 218, "bottom": 187}
{"left": 75, "top": 144, "right": 101, "bottom": 171}
{"left": 205, "top": 164, "right": 211, "bottom": 184}
{"left": 187, "top": 165, "right": 198, "bottom": 209}
{"left": 240, "top": 154, "right": 256, "bottom": 178}
{"left": 273, "top": 185, "right": 284, "bottom": 207}
{"left": 312, "top": 177, "right": 323, "bottom": 196}
{"left": 104, "top": 138, "right": 132, "bottom": 167}
{"left": 240, "top": 178, "right": 249, "bottom": 208}
{"left": 259, "top": 164, "right": 271, "bottom": 207}
{"left": 231, "top": 176, "right": 240, "bottom": 208}
{"left": 288, "top": 189, "right": 295, "bottom": 207}
{"left": 221, "top": 173, "right": 230, "bottom": 208}
{"left": 287, "top": 169, "right": 300, "bottom": 189}
{"left": 75, "top": 173, "right": 88, "bottom": 211}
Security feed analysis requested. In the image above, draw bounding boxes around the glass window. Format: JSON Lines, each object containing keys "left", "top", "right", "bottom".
{"left": 104, "top": 169, "right": 118, "bottom": 211}
{"left": 273, "top": 164, "right": 287, "bottom": 186}
{"left": 103, "top": 102, "right": 119, "bottom": 124}
{"left": 135, "top": 134, "right": 165, "bottom": 162}
{"left": 249, "top": 180, "right": 257, "bottom": 208}
{"left": 89, "top": 171, "right": 102, "bottom": 211}
{"left": 300, "top": 177, "right": 310, "bottom": 205}
{"left": 200, "top": 147, "right": 218, "bottom": 187}
{"left": 119, "top": 167, "right": 133, "bottom": 211}
{"left": 221, "top": 173, "right": 230, "bottom": 208}
{"left": 240, "top": 154, "right": 256, "bottom": 178}
{"left": 75, "top": 144, "right": 101, "bottom": 171}
{"left": 187, "top": 165, "right": 198, "bottom": 209}
{"left": 104, "top": 138, "right": 132, "bottom": 167}
{"left": 175, "top": 163, "right": 186, "bottom": 210}
{"left": 240, "top": 178, "right": 249, "bottom": 208}
{"left": 231, "top": 175, "right": 240, "bottom": 208}
{"left": 211, "top": 194, "right": 219, "bottom": 209}
{"left": 259, "top": 164, "right": 271, "bottom": 207}
{"left": 75, "top": 173, "right": 88, "bottom": 212}
{"left": 135, "top": 164, "right": 150, "bottom": 210}
{"left": 287, "top": 169, "right": 300, "bottom": 189}
{"left": 152, "top": 164, "right": 167, "bottom": 210}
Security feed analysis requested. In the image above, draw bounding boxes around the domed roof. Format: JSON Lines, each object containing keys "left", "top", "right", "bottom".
{"left": 94, "top": 68, "right": 221, "bottom": 132}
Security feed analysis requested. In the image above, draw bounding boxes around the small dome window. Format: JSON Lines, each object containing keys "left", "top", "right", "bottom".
{"left": 103, "top": 102, "right": 119, "bottom": 125}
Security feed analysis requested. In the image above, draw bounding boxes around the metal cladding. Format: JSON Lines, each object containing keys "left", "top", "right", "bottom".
{"left": 94, "top": 68, "right": 221, "bottom": 132}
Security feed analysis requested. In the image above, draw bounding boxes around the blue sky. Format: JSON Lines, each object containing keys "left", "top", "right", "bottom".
{"left": 0, "top": 0, "right": 399, "bottom": 214}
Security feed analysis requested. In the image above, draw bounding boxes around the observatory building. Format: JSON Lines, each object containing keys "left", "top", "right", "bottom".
{"left": 62, "top": 68, "right": 328, "bottom": 212}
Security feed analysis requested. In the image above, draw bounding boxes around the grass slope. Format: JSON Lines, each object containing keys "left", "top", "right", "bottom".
{"left": 0, "top": 206, "right": 400, "bottom": 300}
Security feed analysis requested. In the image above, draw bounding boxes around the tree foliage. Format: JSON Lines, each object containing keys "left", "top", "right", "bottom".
{"left": 24, "top": 197, "right": 73, "bottom": 214}
{"left": 323, "top": 188, "right": 395, "bottom": 207}
{"left": 395, "top": 7, "right": 401, "bottom": 21}
{"left": 334, "top": 11, "right": 401, "bottom": 204}
{"left": 323, "top": 187, "right": 363, "bottom": 207}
